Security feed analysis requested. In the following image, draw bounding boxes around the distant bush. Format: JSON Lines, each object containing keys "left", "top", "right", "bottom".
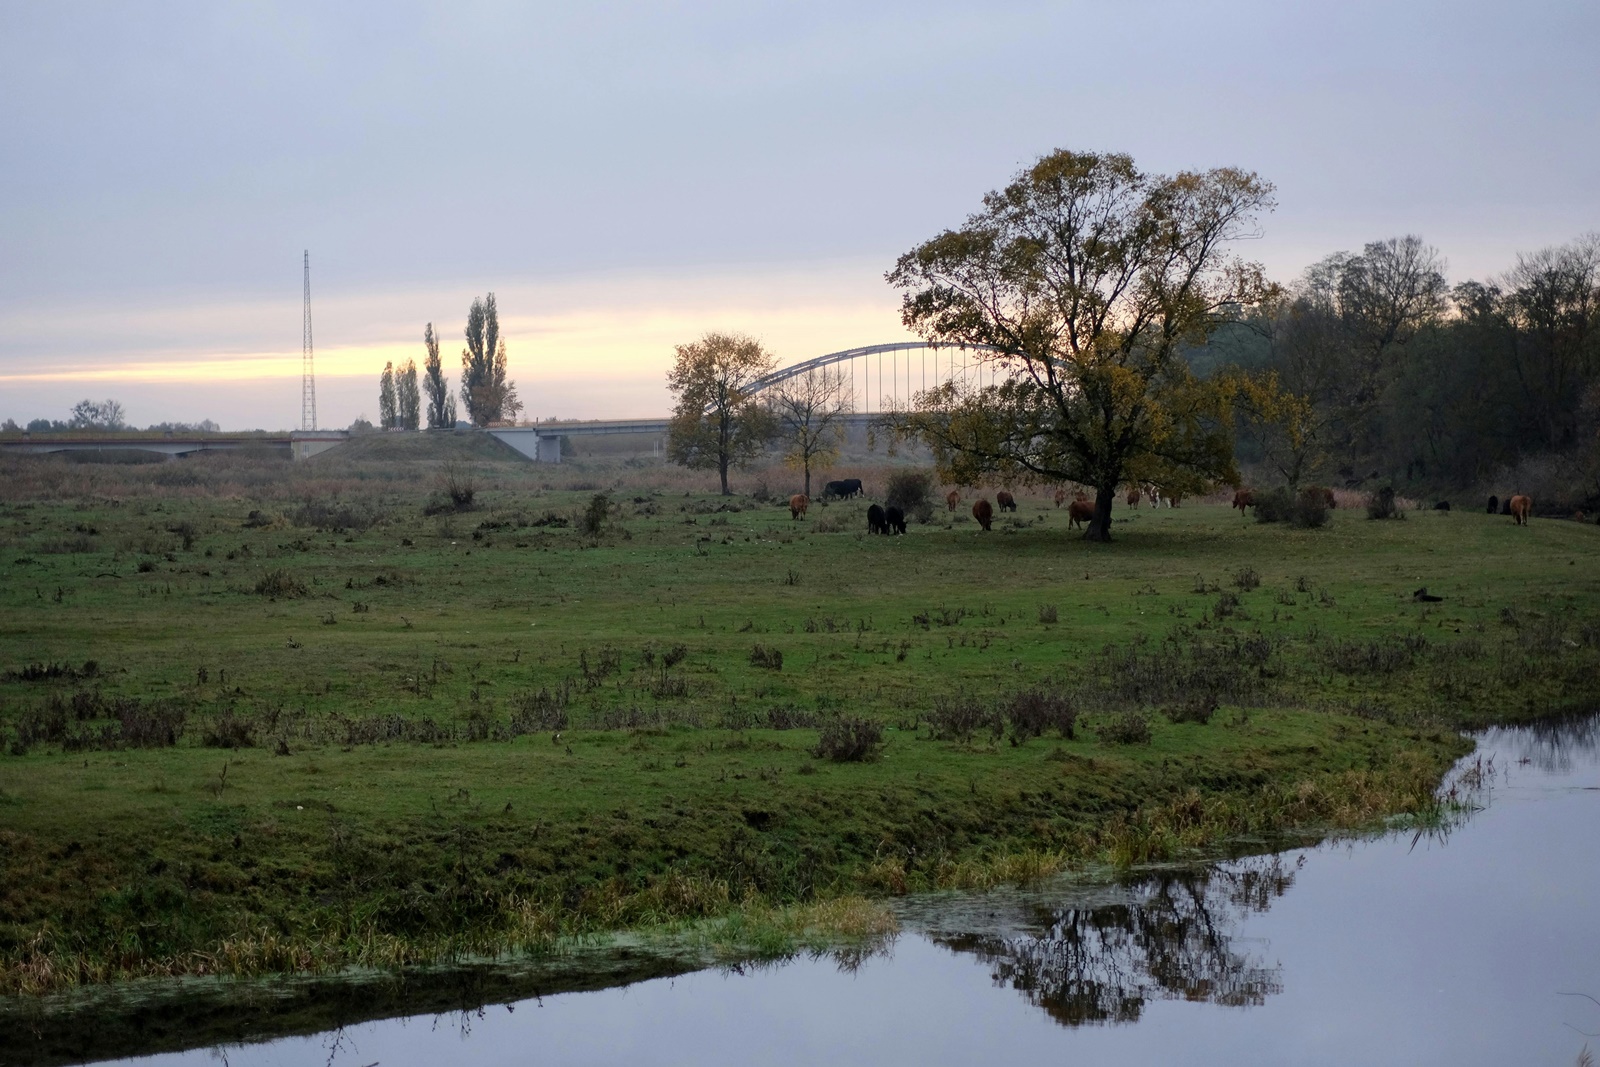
{"left": 812, "top": 716, "right": 886, "bottom": 762}
{"left": 927, "top": 695, "right": 1002, "bottom": 743}
{"left": 885, "top": 469, "right": 937, "bottom": 524}
{"left": 1163, "top": 693, "right": 1217, "bottom": 725}
{"left": 291, "top": 499, "right": 378, "bottom": 532}
{"left": 1001, "top": 687, "right": 1076, "bottom": 741}
{"left": 1038, "top": 603, "right": 1059, "bottom": 624}
{"left": 203, "top": 710, "right": 257, "bottom": 748}
{"left": 1253, "top": 487, "right": 1294, "bottom": 523}
{"left": 579, "top": 492, "right": 611, "bottom": 536}
{"left": 1097, "top": 709, "right": 1152, "bottom": 745}
{"left": 749, "top": 644, "right": 784, "bottom": 670}
{"left": 1292, "top": 487, "right": 1330, "bottom": 529}
{"left": 254, "top": 569, "right": 307, "bottom": 598}
{"left": 1366, "top": 486, "right": 1402, "bottom": 520}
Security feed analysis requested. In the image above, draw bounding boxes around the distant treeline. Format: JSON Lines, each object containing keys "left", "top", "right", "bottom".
{"left": 1193, "top": 234, "right": 1600, "bottom": 509}
{"left": 1, "top": 399, "right": 221, "bottom": 434}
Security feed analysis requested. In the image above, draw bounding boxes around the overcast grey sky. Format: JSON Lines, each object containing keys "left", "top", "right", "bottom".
{"left": 2, "top": 0, "right": 1596, "bottom": 428}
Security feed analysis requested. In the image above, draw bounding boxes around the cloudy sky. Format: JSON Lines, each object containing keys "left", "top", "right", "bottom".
{"left": 2, "top": 0, "right": 1596, "bottom": 429}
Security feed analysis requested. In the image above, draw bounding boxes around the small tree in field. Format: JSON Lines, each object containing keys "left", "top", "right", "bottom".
{"left": 889, "top": 149, "right": 1277, "bottom": 541}
{"left": 772, "top": 366, "right": 852, "bottom": 497}
{"left": 666, "top": 332, "right": 777, "bottom": 495}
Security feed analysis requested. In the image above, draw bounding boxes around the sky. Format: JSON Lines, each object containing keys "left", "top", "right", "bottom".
{"left": 1, "top": 0, "right": 1596, "bottom": 430}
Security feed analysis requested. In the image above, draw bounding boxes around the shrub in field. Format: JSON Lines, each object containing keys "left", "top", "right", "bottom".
{"left": 579, "top": 492, "right": 611, "bottom": 536}
{"left": 509, "top": 687, "right": 570, "bottom": 732}
{"left": 254, "top": 569, "right": 307, "bottom": 598}
{"left": 1292, "top": 487, "right": 1330, "bottom": 528}
{"left": 885, "top": 469, "right": 937, "bottom": 524}
{"left": 1038, "top": 603, "right": 1059, "bottom": 624}
{"left": 1253, "top": 488, "right": 1294, "bottom": 523}
{"left": 1366, "top": 486, "right": 1401, "bottom": 520}
{"left": 203, "top": 710, "right": 256, "bottom": 748}
{"left": 813, "top": 716, "right": 886, "bottom": 762}
{"left": 1232, "top": 566, "right": 1261, "bottom": 592}
{"left": 1097, "top": 709, "right": 1152, "bottom": 745}
{"left": 1163, "top": 692, "right": 1218, "bottom": 725}
{"left": 927, "top": 695, "right": 1002, "bottom": 743}
{"left": 1002, "top": 687, "right": 1076, "bottom": 741}
{"left": 749, "top": 644, "right": 784, "bottom": 670}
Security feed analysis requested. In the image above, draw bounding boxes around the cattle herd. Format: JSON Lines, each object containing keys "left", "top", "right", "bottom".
{"left": 779, "top": 481, "right": 1553, "bottom": 532}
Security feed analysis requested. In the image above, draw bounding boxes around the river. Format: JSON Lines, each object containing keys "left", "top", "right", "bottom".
{"left": 19, "top": 713, "right": 1600, "bottom": 1066}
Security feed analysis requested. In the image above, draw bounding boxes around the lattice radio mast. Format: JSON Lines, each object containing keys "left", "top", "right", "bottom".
{"left": 301, "top": 250, "right": 317, "bottom": 431}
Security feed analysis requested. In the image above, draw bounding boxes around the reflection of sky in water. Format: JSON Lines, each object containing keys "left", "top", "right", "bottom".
{"left": 84, "top": 714, "right": 1600, "bottom": 1067}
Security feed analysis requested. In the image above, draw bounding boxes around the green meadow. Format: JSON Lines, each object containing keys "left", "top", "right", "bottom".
{"left": 1, "top": 440, "right": 1597, "bottom": 993}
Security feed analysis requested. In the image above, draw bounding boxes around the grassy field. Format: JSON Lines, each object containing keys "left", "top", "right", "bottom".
{"left": 1, "top": 439, "right": 1597, "bottom": 995}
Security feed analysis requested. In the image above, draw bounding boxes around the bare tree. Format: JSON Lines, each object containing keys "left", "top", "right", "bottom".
{"left": 68, "top": 399, "right": 126, "bottom": 431}
{"left": 771, "top": 366, "right": 852, "bottom": 497}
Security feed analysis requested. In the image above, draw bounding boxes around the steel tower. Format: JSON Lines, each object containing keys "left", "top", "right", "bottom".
{"left": 301, "top": 250, "right": 317, "bottom": 431}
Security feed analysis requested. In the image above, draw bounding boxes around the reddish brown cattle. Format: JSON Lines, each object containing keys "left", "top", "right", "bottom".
{"left": 1232, "top": 488, "right": 1255, "bottom": 513}
{"left": 1510, "top": 494, "right": 1532, "bottom": 525}
{"left": 946, "top": 489, "right": 960, "bottom": 512}
{"left": 1067, "top": 498, "right": 1095, "bottom": 530}
{"left": 1126, "top": 488, "right": 1141, "bottom": 508}
{"left": 1166, "top": 491, "right": 1183, "bottom": 508}
{"left": 972, "top": 498, "right": 994, "bottom": 531}
{"left": 1053, "top": 487, "right": 1067, "bottom": 509}
{"left": 1309, "top": 485, "right": 1336, "bottom": 509}
{"left": 789, "top": 494, "right": 809, "bottom": 520}
{"left": 997, "top": 490, "right": 1017, "bottom": 512}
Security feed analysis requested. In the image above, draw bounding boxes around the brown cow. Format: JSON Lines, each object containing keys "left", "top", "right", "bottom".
{"left": 1053, "top": 487, "right": 1067, "bottom": 509}
{"left": 789, "top": 494, "right": 809, "bottom": 520}
{"left": 972, "top": 498, "right": 994, "bottom": 531}
{"left": 1232, "top": 488, "right": 1255, "bottom": 513}
{"left": 1309, "top": 485, "right": 1336, "bottom": 509}
{"left": 1067, "top": 498, "right": 1095, "bottom": 530}
{"left": 1126, "top": 488, "right": 1141, "bottom": 508}
{"left": 946, "top": 489, "right": 960, "bottom": 512}
{"left": 1166, "top": 491, "right": 1183, "bottom": 508}
{"left": 997, "top": 490, "right": 1017, "bottom": 512}
{"left": 1510, "top": 494, "right": 1532, "bottom": 525}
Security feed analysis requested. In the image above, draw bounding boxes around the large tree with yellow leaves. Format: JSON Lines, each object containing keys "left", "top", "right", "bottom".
{"left": 888, "top": 149, "right": 1277, "bottom": 541}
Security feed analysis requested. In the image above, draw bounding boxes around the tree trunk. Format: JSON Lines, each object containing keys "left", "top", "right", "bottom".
{"left": 719, "top": 455, "right": 730, "bottom": 495}
{"left": 803, "top": 460, "right": 811, "bottom": 498}
{"left": 1085, "top": 484, "right": 1116, "bottom": 542}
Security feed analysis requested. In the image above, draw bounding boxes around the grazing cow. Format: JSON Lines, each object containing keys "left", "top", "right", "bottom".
{"left": 1053, "top": 487, "right": 1067, "bottom": 509}
{"left": 1145, "top": 484, "right": 1161, "bottom": 508}
{"left": 1433, "top": 500, "right": 1451, "bottom": 511}
{"left": 885, "top": 505, "right": 907, "bottom": 535}
{"left": 867, "top": 504, "right": 888, "bottom": 534}
{"left": 1308, "top": 486, "right": 1336, "bottom": 509}
{"left": 997, "top": 490, "right": 1017, "bottom": 512}
{"left": 972, "top": 498, "right": 993, "bottom": 531}
{"left": 1501, "top": 498, "right": 1513, "bottom": 516}
{"left": 789, "top": 494, "right": 809, "bottom": 520}
{"left": 822, "top": 480, "right": 847, "bottom": 501}
{"left": 1166, "top": 491, "right": 1183, "bottom": 508}
{"left": 1067, "top": 498, "right": 1095, "bottom": 530}
{"left": 1486, "top": 495, "right": 1499, "bottom": 515}
{"left": 821, "top": 478, "right": 863, "bottom": 501}
{"left": 1509, "top": 495, "right": 1532, "bottom": 525}
{"left": 1126, "top": 488, "right": 1141, "bottom": 508}
{"left": 1232, "top": 488, "right": 1255, "bottom": 513}
{"left": 839, "top": 478, "right": 862, "bottom": 499}
{"left": 946, "top": 489, "right": 961, "bottom": 512}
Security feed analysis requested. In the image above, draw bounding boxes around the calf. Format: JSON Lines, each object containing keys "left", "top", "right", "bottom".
{"left": 789, "top": 494, "right": 809, "bottom": 520}
{"left": 972, "top": 498, "right": 993, "bottom": 531}
{"left": 1486, "top": 495, "right": 1499, "bottom": 515}
{"left": 1053, "top": 487, "right": 1066, "bottom": 509}
{"left": 1126, "top": 488, "right": 1141, "bottom": 508}
{"left": 885, "top": 505, "right": 907, "bottom": 535}
{"left": 1509, "top": 494, "right": 1532, "bottom": 526}
{"left": 867, "top": 504, "right": 888, "bottom": 534}
{"left": 946, "top": 489, "right": 961, "bottom": 512}
{"left": 997, "top": 490, "right": 1017, "bottom": 512}
{"left": 1232, "top": 488, "right": 1255, "bottom": 513}
{"left": 1067, "top": 498, "right": 1094, "bottom": 530}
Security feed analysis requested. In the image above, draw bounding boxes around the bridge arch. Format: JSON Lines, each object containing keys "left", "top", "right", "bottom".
{"left": 745, "top": 341, "right": 1004, "bottom": 415}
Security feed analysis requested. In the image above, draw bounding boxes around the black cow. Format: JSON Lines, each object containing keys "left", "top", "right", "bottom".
{"left": 885, "top": 505, "right": 907, "bottom": 535}
{"left": 867, "top": 504, "right": 888, "bottom": 534}
{"left": 822, "top": 480, "right": 848, "bottom": 501}
{"left": 1486, "top": 495, "right": 1499, "bottom": 515}
{"left": 1501, "top": 498, "right": 1513, "bottom": 516}
{"left": 1433, "top": 501, "right": 1451, "bottom": 511}
{"left": 822, "top": 478, "right": 862, "bottom": 501}
{"left": 839, "top": 478, "right": 862, "bottom": 499}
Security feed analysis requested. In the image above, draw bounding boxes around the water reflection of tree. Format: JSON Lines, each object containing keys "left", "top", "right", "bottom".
{"left": 936, "top": 857, "right": 1296, "bottom": 1027}
{"left": 1490, "top": 711, "right": 1600, "bottom": 774}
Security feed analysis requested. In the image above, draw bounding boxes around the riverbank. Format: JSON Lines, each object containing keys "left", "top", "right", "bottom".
{"left": 2, "top": 452, "right": 1596, "bottom": 997}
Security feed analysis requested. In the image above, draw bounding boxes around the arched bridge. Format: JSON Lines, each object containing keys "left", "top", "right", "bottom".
{"left": 493, "top": 340, "right": 1003, "bottom": 462}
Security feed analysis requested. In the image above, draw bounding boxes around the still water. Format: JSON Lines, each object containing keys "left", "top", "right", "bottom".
{"left": 63, "top": 715, "right": 1600, "bottom": 1065}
